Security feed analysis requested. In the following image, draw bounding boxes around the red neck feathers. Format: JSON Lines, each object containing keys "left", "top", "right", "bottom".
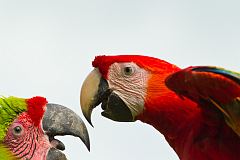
{"left": 137, "top": 68, "right": 199, "bottom": 147}
{"left": 26, "top": 96, "right": 48, "bottom": 126}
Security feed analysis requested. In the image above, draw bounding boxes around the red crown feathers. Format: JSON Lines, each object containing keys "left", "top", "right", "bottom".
{"left": 26, "top": 96, "right": 48, "bottom": 126}
{"left": 92, "top": 55, "right": 179, "bottom": 79}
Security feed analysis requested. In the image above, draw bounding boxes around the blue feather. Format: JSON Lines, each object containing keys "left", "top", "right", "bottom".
{"left": 192, "top": 67, "right": 240, "bottom": 84}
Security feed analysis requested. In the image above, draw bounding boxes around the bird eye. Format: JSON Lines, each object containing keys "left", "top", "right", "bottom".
{"left": 13, "top": 125, "right": 23, "bottom": 136}
{"left": 123, "top": 66, "right": 134, "bottom": 76}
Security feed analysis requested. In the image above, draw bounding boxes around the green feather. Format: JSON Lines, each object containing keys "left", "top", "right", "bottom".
{"left": 0, "top": 96, "right": 27, "bottom": 141}
{"left": 222, "top": 98, "right": 240, "bottom": 136}
{"left": 0, "top": 144, "right": 17, "bottom": 160}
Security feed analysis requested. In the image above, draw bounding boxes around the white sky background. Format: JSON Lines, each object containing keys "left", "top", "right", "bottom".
{"left": 0, "top": 0, "right": 239, "bottom": 159}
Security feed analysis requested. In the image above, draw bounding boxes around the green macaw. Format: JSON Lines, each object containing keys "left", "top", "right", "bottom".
{"left": 0, "top": 96, "right": 90, "bottom": 160}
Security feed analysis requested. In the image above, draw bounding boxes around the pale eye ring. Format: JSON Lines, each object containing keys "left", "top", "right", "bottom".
{"left": 13, "top": 125, "right": 23, "bottom": 136}
{"left": 123, "top": 66, "right": 134, "bottom": 76}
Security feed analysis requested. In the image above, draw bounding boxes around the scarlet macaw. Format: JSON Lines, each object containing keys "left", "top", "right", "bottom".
{"left": 0, "top": 96, "right": 89, "bottom": 160}
{"left": 80, "top": 55, "right": 240, "bottom": 160}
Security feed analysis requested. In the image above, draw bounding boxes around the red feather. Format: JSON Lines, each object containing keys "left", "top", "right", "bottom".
{"left": 92, "top": 55, "right": 179, "bottom": 79}
{"left": 166, "top": 66, "right": 240, "bottom": 104}
{"left": 26, "top": 96, "right": 48, "bottom": 126}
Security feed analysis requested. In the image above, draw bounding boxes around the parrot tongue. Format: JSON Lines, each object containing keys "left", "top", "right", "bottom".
{"left": 49, "top": 137, "right": 66, "bottom": 151}
{"left": 47, "top": 137, "right": 67, "bottom": 160}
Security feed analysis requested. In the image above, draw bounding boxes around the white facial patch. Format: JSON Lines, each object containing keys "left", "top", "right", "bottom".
{"left": 108, "top": 62, "right": 149, "bottom": 119}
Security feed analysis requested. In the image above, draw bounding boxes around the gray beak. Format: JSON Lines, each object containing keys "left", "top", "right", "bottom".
{"left": 43, "top": 103, "right": 90, "bottom": 160}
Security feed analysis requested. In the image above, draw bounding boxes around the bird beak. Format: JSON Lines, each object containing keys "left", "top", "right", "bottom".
{"left": 80, "top": 68, "right": 133, "bottom": 126}
{"left": 42, "top": 103, "right": 90, "bottom": 160}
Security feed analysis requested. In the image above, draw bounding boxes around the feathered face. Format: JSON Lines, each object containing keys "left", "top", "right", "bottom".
{"left": 4, "top": 112, "right": 50, "bottom": 159}
{"left": 80, "top": 55, "right": 180, "bottom": 125}
{"left": 1, "top": 96, "right": 90, "bottom": 160}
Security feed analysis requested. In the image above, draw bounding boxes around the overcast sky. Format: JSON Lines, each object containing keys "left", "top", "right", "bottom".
{"left": 0, "top": 0, "right": 239, "bottom": 160}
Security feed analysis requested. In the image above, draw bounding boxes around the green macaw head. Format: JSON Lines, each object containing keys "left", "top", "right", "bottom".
{"left": 0, "top": 96, "right": 90, "bottom": 160}
{"left": 0, "top": 97, "right": 26, "bottom": 141}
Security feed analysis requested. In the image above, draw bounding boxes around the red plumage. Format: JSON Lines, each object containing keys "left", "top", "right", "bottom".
{"left": 94, "top": 55, "right": 240, "bottom": 160}
{"left": 166, "top": 66, "right": 240, "bottom": 104}
{"left": 26, "top": 96, "right": 48, "bottom": 126}
{"left": 93, "top": 55, "right": 179, "bottom": 79}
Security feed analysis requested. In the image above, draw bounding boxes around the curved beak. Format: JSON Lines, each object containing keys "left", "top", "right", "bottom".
{"left": 80, "top": 68, "right": 133, "bottom": 126}
{"left": 42, "top": 103, "right": 90, "bottom": 159}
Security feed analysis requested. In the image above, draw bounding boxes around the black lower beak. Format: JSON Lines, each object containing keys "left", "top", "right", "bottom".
{"left": 47, "top": 148, "right": 67, "bottom": 160}
{"left": 43, "top": 103, "right": 90, "bottom": 159}
{"left": 101, "top": 91, "right": 133, "bottom": 122}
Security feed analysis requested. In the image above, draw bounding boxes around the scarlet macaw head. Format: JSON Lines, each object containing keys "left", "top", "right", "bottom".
{"left": 80, "top": 55, "right": 180, "bottom": 125}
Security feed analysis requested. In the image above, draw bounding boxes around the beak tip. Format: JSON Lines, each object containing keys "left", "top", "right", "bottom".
{"left": 88, "top": 120, "right": 94, "bottom": 128}
{"left": 86, "top": 116, "right": 94, "bottom": 127}
{"left": 78, "top": 125, "right": 91, "bottom": 152}
{"left": 82, "top": 137, "right": 90, "bottom": 151}
{"left": 82, "top": 109, "right": 94, "bottom": 127}
{"left": 87, "top": 144, "right": 90, "bottom": 152}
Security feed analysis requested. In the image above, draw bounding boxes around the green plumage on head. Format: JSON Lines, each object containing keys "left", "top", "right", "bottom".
{"left": 0, "top": 144, "right": 17, "bottom": 160}
{"left": 0, "top": 96, "right": 27, "bottom": 141}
